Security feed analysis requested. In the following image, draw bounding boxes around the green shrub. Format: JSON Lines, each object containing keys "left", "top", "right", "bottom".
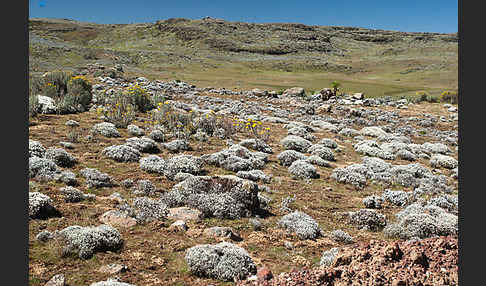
{"left": 29, "top": 94, "right": 39, "bottom": 118}
{"left": 35, "top": 72, "right": 93, "bottom": 114}
{"left": 67, "top": 76, "right": 92, "bottom": 108}
{"left": 98, "top": 92, "right": 136, "bottom": 128}
{"left": 331, "top": 81, "right": 341, "bottom": 96}
{"left": 440, "top": 90, "right": 458, "bottom": 104}
{"left": 127, "top": 84, "right": 153, "bottom": 112}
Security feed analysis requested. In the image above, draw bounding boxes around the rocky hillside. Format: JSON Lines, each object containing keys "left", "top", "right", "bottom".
{"left": 29, "top": 17, "right": 458, "bottom": 97}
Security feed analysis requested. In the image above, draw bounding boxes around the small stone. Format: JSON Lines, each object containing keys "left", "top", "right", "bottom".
{"left": 99, "top": 210, "right": 137, "bottom": 228}
{"left": 45, "top": 274, "right": 65, "bottom": 286}
{"left": 167, "top": 207, "right": 203, "bottom": 222}
{"left": 169, "top": 220, "right": 188, "bottom": 232}
{"left": 98, "top": 264, "right": 128, "bottom": 275}
{"left": 257, "top": 266, "right": 273, "bottom": 281}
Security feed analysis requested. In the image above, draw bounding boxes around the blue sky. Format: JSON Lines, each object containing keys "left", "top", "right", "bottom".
{"left": 29, "top": 0, "right": 458, "bottom": 33}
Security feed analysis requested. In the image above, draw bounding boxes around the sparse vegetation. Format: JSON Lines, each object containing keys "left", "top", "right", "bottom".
{"left": 98, "top": 92, "right": 136, "bottom": 128}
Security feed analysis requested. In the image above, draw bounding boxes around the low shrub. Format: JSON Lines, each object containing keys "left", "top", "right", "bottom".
{"left": 98, "top": 92, "right": 136, "bottom": 128}
{"left": 127, "top": 84, "right": 153, "bottom": 112}
{"left": 29, "top": 94, "right": 39, "bottom": 119}
{"left": 440, "top": 90, "right": 458, "bottom": 104}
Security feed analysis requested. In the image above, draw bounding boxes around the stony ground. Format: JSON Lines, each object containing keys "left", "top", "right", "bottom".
{"left": 29, "top": 69, "right": 458, "bottom": 286}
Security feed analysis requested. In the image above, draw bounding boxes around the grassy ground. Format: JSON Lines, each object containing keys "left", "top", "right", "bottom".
{"left": 29, "top": 18, "right": 457, "bottom": 100}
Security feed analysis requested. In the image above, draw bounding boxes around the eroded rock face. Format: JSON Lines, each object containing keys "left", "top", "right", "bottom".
{"left": 237, "top": 236, "right": 458, "bottom": 286}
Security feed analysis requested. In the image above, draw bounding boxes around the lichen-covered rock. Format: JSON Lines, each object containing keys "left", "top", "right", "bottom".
{"left": 338, "top": 128, "right": 359, "bottom": 137}
{"left": 278, "top": 211, "right": 321, "bottom": 240}
{"left": 421, "top": 142, "right": 450, "bottom": 155}
{"left": 360, "top": 126, "right": 388, "bottom": 138}
{"left": 92, "top": 122, "right": 120, "bottom": 138}
{"left": 102, "top": 145, "right": 141, "bottom": 162}
{"left": 90, "top": 279, "right": 135, "bottom": 286}
{"left": 58, "top": 224, "right": 123, "bottom": 259}
{"left": 281, "top": 135, "right": 313, "bottom": 153}
{"left": 185, "top": 242, "right": 257, "bottom": 281}
{"left": 306, "top": 155, "right": 332, "bottom": 167}
{"left": 29, "top": 192, "right": 60, "bottom": 219}
{"left": 396, "top": 149, "right": 417, "bottom": 161}
{"left": 288, "top": 160, "right": 319, "bottom": 179}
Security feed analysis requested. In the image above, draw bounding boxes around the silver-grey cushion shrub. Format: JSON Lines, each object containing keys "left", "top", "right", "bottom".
{"left": 80, "top": 168, "right": 115, "bottom": 188}
{"left": 92, "top": 122, "right": 120, "bottom": 138}
{"left": 90, "top": 279, "right": 135, "bottom": 286}
{"left": 161, "top": 175, "right": 261, "bottom": 219}
{"left": 29, "top": 139, "right": 46, "bottom": 158}
{"left": 164, "top": 155, "right": 203, "bottom": 180}
{"left": 348, "top": 209, "right": 387, "bottom": 231}
{"left": 58, "top": 224, "right": 123, "bottom": 259}
{"left": 330, "top": 230, "right": 354, "bottom": 244}
{"left": 278, "top": 211, "right": 321, "bottom": 240}
{"left": 125, "top": 137, "right": 160, "bottom": 153}
{"left": 29, "top": 192, "right": 60, "bottom": 219}
{"left": 288, "top": 160, "right": 319, "bottom": 179}
{"left": 127, "top": 124, "right": 144, "bottom": 136}
{"left": 162, "top": 139, "right": 191, "bottom": 153}
{"left": 139, "top": 155, "right": 166, "bottom": 174}
{"left": 45, "top": 147, "right": 78, "bottom": 167}
{"left": 185, "top": 242, "right": 256, "bottom": 281}
{"left": 102, "top": 145, "right": 141, "bottom": 162}
{"left": 277, "top": 150, "right": 307, "bottom": 167}
{"left": 320, "top": 247, "right": 339, "bottom": 267}
{"left": 280, "top": 135, "right": 313, "bottom": 153}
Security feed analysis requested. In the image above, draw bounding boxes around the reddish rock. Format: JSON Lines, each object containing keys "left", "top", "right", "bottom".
{"left": 167, "top": 207, "right": 203, "bottom": 222}
{"left": 257, "top": 266, "right": 273, "bottom": 281}
{"left": 99, "top": 210, "right": 137, "bottom": 228}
